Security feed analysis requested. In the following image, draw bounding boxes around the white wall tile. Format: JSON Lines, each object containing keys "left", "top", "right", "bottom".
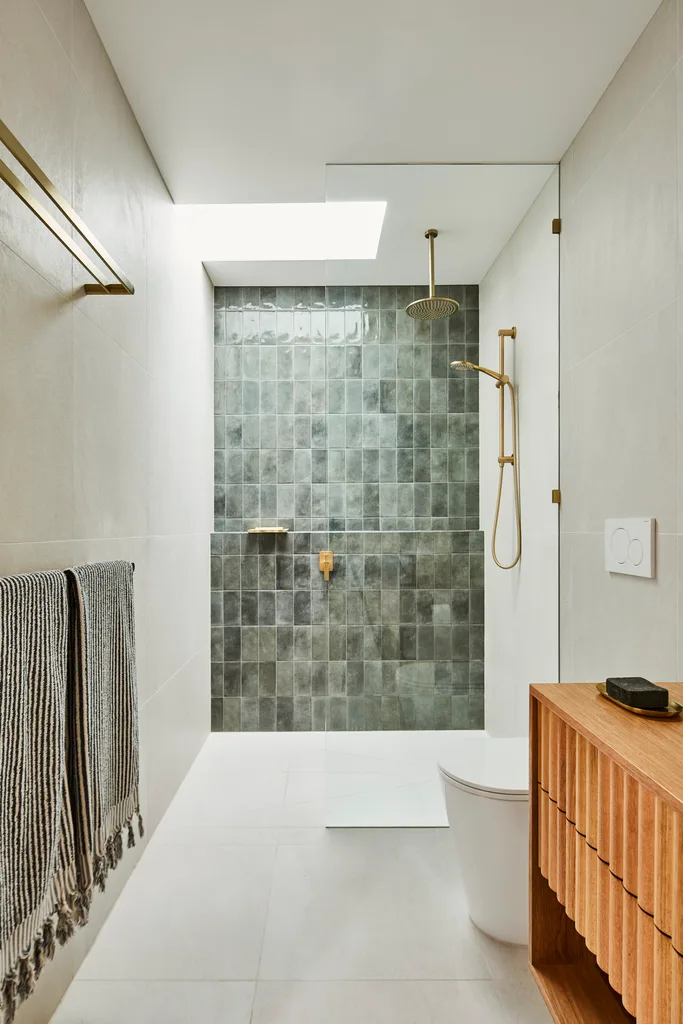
{"left": 561, "top": 70, "right": 677, "bottom": 369}
{"left": 0, "top": 243, "right": 75, "bottom": 542}
{"left": 561, "top": 301, "right": 678, "bottom": 535}
{"left": 569, "top": 0, "right": 677, "bottom": 198}
{"left": 0, "top": 0, "right": 75, "bottom": 296}
{"left": 2, "top": 2, "right": 212, "bottom": 1019}
{"left": 560, "top": 4, "right": 683, "bottom": 688}
{"left": 561, "top": 532, "right": 678, "bottom": 682}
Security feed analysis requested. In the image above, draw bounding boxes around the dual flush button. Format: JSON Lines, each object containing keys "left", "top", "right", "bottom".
{"left": 604, "top": 518, "right": 655, "bottom": 579}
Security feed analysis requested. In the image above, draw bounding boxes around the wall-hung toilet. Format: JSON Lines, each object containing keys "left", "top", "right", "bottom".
{"left": 438, "top": 736, "right": 529, "bottom": 945}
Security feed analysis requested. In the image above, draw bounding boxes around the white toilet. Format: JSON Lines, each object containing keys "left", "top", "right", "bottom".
{"left": 438, "top": 736, "right": 529, "bottom": 945}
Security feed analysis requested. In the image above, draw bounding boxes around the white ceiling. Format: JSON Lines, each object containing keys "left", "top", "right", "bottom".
{"left": 206, "top": 163, "right": 557, "bottom": 285}
{"left": 85, "top": 0, "right": 659, "bottom": 204}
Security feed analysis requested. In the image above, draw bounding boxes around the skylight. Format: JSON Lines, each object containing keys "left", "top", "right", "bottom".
{"left": 176, "top": 201, "right": 387, "bottom": 262}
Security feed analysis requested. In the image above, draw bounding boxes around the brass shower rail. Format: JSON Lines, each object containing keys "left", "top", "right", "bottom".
{"left": 0, "top": 117, "right": 134, "bottom": 295}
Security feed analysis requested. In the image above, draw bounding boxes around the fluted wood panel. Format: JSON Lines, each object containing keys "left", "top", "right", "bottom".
{"left": 608, "top": 869, "right": 623, "bottom": 994}
{"left": 597, "top": 751, "right": 611, "bottom": 862}
{"left": 672, "top": 812, "right": 683, "bottom": 955}
{"left": 638, "top": 786, "right": 656, "bottom": 916}
{"left": 565, "top": 723, "right": 577, "bottom": 824}
{"left": 585, "top": 741, "right": 599, "bottom": 850}
{"left": 636, "top": 907, "right": 655, "bottom": 1024}
{"left": 654, "top": 927, "right": 674, "bottom": 1024}
{"left": 655, "top": 799, "right": 674, "bottom": 939}
{"left": 595, "top": 856, "right": 611, "bottom": 972}
{"left": 609, "top": 761, "right": 624, "bottom": 881}
{"left": 548, "top": 709, "right": 559, "bottom": 802}
{"left": 672, "top": 944, "right": 683, "bottom": 1023}
{"left": 622, "top": 887, "right": 638, "bottom": 1017}
{"left": 540, "top": 701, "right": 549, "bottom": 791}
{"left": 623, "top": 772, "right": 639, "bottom": 896}
{"left": 575, "top": 732, "right": 587, "bottom": 837}
{"left": 565, "top": 816, "right": 576, "bottom": 921}
{"left": 536, "top": 700, "right": 683, "bottom": 1023}
{"left": 548, "top": 796, "right": 558, "bottom": 892}
{"left": 539, "top": 783, "right": 548, "bottom": 879}
{"left": 584, "top": 841, "right": 598, "bottom": 955}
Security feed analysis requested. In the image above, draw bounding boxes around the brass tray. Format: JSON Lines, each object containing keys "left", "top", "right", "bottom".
{"left": 596, "top": 682, "right": 682, "bottom": 718}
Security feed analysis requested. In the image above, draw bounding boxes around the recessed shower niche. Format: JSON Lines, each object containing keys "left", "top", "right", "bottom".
{"left": 210, "top": 163, "right": 559, "bottom": 825}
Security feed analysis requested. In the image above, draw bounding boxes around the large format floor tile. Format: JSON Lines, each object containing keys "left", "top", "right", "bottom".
{"left": 259, "top": 831, "right": 489, "bottom": 980}
{"left": 79, "top": 843, "right": 276, "bottom": 980}
{"left": 251, "top": 979, "right": 544, "bottom": 1024}
{"left": 50, "top": 733, "right": 550, "bottom": 1023}
{"left": 52, "top": 981, "right": 255, "bottom": 1024}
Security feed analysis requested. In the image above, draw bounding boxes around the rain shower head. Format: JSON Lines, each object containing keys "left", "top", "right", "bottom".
{"left": 405, "top": 229, "right": 460, "bottom": 321}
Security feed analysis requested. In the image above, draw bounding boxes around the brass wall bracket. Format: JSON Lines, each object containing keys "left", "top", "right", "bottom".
{"left": 552, "top": 218, "right": 562, "bottom": 234}
{"left": 552, "top": 489, "right": 561, "bottom": 505}
{"left": 0, "top": 117, "right": 134, "bottom": 295}
{"left": 319, "top": 551, "right": 334, "bottom": 581}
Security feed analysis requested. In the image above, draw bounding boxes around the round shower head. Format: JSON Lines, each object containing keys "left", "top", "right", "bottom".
{"left": 406, "top": 295, "right": 460, "bottom": 321}
{"left": 451, "top": 359, "right": 475, "bottom": 371}
{"left": 406, "top": 229, "right": 460, "bottom": 322}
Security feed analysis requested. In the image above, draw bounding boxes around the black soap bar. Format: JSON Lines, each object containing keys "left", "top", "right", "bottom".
{"left": 605, "top": 677, "right": 669, "bottom": 710}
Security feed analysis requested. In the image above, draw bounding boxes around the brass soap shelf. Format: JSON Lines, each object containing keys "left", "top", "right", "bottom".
{"left": 247, "top": 527, "right": 289, "bottom": 534}
{"left": 0, "top": 117, "right": 134, "bottom": 296}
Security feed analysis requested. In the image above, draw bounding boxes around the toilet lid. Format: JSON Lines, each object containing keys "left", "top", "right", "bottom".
{"left": 438, "top": 736, "right": 528, "bottom": 796}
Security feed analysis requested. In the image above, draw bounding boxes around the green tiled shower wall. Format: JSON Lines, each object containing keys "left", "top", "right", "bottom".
{"left": 212, "top": 285, "right": 483, "bottom": 730}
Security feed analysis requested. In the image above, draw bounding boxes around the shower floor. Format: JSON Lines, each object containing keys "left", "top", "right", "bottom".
{"left": 50, "top": 732, "right": 549, "bottom": 1024}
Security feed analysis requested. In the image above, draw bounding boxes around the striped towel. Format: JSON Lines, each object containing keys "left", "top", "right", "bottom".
{"left": 0, "top": 562, "right": 141, "bottom": 1023}
{"left": 66, "top": 562, "right": 142, "bottom": 897}
{"left": 0, "top": 571, "right": 80, "bottom": 1022}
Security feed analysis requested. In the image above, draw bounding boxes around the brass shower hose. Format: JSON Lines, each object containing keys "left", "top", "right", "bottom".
{"left": 491, "top": 378, "right": 521, "bottom": 570}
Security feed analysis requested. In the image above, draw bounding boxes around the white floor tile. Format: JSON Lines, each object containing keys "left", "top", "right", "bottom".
{"left": 251, "top": 980, "right": 516, "bottom": 1024}
{"left": 51, "top": 733, "right": 542, "bottom": 1024}
{"left": 79, "top": 843, "right": 276, "bottom": 980}
{"left": 493, "top": 980, "right": 553, "bottom": 1023}
{"left": 326, "top": 778, "right": 448, "bottom": 828}
{"left": 160, "top": 768, "right": 288, "bottom": 828}
{"left": 474, "top": 928, "right": 532, "bottom": 979}
{"left": 259, "top": 832, "right": 488, "bottom": 980}
{"left": 51, "top": 981, "right": 255, "bottom": 1023}
{"left": 150, "top": 824, "right": 282, "bottom": 846}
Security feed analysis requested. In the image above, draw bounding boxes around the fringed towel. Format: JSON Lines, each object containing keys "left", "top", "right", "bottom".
{"left": 0, "top": 571, "right": 81, "bottom": 1023}
{"left": 0, "top": 561, "right": 141, "bottom": 1024}
{"left": 66, "top": 561, "right": 142, "bottom": 898}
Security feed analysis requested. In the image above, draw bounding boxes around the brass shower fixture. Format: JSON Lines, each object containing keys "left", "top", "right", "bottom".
{"left": 405, "top": 230, "right": 460, "bottom": 321}
{"left": 451, "top": 328, "right": 521, "bottom": 570}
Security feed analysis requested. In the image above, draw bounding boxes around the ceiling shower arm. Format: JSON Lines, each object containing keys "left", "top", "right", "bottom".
{"left": 426, "top": 228, "right": 437, "bottom": 299}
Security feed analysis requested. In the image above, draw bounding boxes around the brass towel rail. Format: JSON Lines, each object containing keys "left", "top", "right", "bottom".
{"left": 0, "top": 117, "right": 134, "bottom": 295}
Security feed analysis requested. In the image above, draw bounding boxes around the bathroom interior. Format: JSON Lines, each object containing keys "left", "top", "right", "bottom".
{"left": 1, "top": 0, "right": 682, "bottom": 1022}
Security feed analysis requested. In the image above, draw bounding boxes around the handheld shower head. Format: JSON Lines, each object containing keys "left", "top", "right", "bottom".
{"left": 450, "top": 359, "right": 504, "bottom": 383}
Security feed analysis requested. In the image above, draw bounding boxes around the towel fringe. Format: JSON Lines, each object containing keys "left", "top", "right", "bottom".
{"left": 137, "top": 811, "right": 145, "bottom": 839}
{"left": 69, "top": 889, "right": 89, "bottom": 927}
{"left": 17, "top": 956, "right": 35, "bottom": 1003}
{"left": 114, "top": 829, "right": 123, "bottom": 865}
{"left": 55, "top": 903, "right": 75, "bottom": 947}
{"left": 127, "top": 821, "right": 136, "bottom": 849}
{"left": 32, "top": 935, "right": 45, "bottom": 981}
{"left": 2, "top": 968, "right": 17, "bottom": 1024}
{"left": 94, "top": 854, "right": 107, "bottom": 893}
{"left": 42, "top": 917, "right": 56, "bottom": 961}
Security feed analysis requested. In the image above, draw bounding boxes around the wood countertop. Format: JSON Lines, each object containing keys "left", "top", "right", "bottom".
{"left": 531, "top": 681, "right": 683, "bottom": 819}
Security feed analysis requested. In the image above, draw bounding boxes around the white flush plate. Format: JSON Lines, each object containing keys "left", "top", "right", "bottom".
{"left": 604, "top": 518, "right": 655, "bottom": 578}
